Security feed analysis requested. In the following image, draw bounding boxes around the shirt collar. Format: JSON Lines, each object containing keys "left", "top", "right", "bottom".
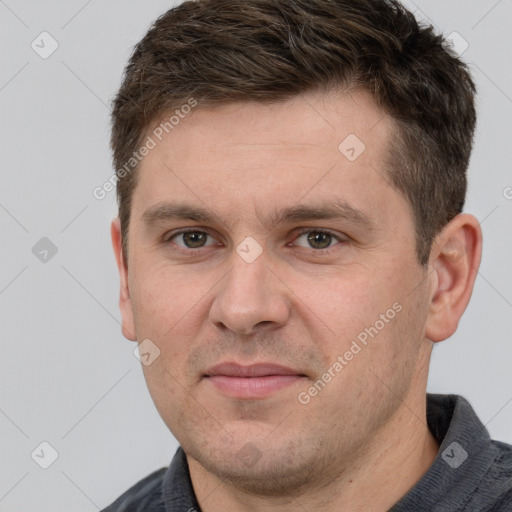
{"left": 163, "top": 446, "right": 201, "bottom": 512}
{"left": 390, "top": 393, "right": 499, "bottom": 510}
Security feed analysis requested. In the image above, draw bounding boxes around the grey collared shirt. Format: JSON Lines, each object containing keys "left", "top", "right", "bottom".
{"left": 101, "top": 394, "right": 512, "bottom": 511}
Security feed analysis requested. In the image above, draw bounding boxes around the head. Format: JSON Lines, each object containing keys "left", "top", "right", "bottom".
{"left": 110, "top": 0, "right": 481, "bottom": 495}
{"left": 112, "top": 0, "right": 476, "bottom": 268}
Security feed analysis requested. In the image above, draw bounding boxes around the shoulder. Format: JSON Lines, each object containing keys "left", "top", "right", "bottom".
{"left": 484, "top": 440, "right": 512, "bottom": 510}
{"left": 100, "top": 467, "right": 167, "bottom": 512}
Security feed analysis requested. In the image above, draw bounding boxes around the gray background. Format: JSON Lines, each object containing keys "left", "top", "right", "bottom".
{"left": 1, "top": 1, "right": 511, "bottom": 510}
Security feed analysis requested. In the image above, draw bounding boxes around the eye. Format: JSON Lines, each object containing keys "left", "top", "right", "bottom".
{"left": 293, "top": 229, "right": 343, "bottom": 250}
{"left": 168, "top": 230, "right": 218, "bottom": 249}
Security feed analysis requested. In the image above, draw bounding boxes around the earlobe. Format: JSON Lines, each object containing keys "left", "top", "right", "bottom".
{"left": 424, "top": 214, "right": 482, "bottom": 343}
{"left": 111, "top": 218, "right": 137, "bottom": 341}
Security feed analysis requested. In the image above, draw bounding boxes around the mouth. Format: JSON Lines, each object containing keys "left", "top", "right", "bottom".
{"left": 204, "top": 362, "right": 307, "bottom": 399}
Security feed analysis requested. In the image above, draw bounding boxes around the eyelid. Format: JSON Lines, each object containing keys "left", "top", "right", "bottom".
{"left": 163, "top": 227, "right": 221, "bottom": 248}
{"left": 290, "top": 227, "right": 347, "bottom": 245}
{"left": 161, "top": 227, "right": 347, "bottom": 253}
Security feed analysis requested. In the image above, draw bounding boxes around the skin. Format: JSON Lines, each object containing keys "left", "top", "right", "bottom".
{"left": 111, "top": 89, "right": 482, "bottom": 511}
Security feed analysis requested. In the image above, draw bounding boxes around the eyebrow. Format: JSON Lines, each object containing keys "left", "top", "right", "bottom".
{"left": 142, "top": 202, "right": 219, "bottom": 225}
{"left": 141, "top": 199, "right": 375, "bottom": 231}
{"left": 265, "top": 201, "right": 375, "bottom": 230}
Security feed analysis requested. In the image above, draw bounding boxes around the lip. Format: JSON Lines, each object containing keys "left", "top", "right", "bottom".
{"left": 204, "top": 362, "right": 306, "bottom": 399}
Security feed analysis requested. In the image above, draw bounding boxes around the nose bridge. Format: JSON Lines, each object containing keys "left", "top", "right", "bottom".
{"left": 209, "top": 246, "right": 290, "bottom": 334}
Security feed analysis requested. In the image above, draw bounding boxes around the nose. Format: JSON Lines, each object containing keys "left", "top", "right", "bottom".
{"left": 209, "top": 250, "right": 291, "bottom": 336}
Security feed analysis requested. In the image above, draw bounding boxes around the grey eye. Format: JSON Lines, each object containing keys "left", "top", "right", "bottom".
{"left": 295, "top": 231, "right": 337, "bottom": 249}
{"left": 173, "top": 231, "right": 214, "bottom": 248}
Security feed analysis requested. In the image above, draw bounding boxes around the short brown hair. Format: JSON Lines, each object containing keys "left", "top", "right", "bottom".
{"left": 111, "top": 0, "right": 476, "bottom": 266}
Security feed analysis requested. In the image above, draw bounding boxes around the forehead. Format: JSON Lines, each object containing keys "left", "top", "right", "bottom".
{"left": 146, "top": 90, "right": 391, "bottom": 167}
{"left": 131, "top": 89, "right": 406, "bottom": 231}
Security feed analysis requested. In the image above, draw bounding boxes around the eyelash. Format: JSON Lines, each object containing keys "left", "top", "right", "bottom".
{"left": 162, "top": 227, "right": 346, "bottom": 255}
{"left": 162, "top": 228, "right": 220, "bottom": 254}
{"left": 290, "top": 228, "right": 345, "bottom": 254}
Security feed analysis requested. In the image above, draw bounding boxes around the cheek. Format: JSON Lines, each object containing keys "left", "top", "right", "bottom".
{"left": 296, "top": 264, "right": 422, "bottom": 388}
{"left": 294, "top": 270, "right": 392, "bottom": 347}
{"left": 128, "top": 263, "right": 214, "bottom": 388}
{"left": 141, "top": 358, "right": 194, "bottom": 440}
{"left": 130, "top": 262, "right": 206, "bottom": 331}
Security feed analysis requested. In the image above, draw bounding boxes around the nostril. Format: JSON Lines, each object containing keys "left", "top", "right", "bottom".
{"left": 256, "top": 321, "right": 273, "bottom": 327}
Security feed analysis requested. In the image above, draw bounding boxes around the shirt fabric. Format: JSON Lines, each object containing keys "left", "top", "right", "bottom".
{"left": 101, "top": 394, "right": 512, "bottom": 511}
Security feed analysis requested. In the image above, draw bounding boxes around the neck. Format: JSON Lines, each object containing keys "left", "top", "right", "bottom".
{"left": 188, "top": 391, "right": 440, "bottom": 512}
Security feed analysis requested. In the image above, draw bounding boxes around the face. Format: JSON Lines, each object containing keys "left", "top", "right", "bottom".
{"left": 114, "top": 90, "right": 434, "bottom": 493}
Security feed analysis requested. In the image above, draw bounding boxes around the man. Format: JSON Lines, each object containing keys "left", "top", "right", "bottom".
{"left": 103, "top": 0, "right": 512, "bottom": 510}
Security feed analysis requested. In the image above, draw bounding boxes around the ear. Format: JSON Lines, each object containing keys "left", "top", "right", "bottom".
{"left": 424, "top": 213, "right": 482, "bottom": 343}
{"left": 111, "top": 218, "right": 137, "bottom": 341}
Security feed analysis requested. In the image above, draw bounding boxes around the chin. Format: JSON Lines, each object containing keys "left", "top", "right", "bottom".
{"left": 185, "top": 435, "right": 335, "bottom": 497}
